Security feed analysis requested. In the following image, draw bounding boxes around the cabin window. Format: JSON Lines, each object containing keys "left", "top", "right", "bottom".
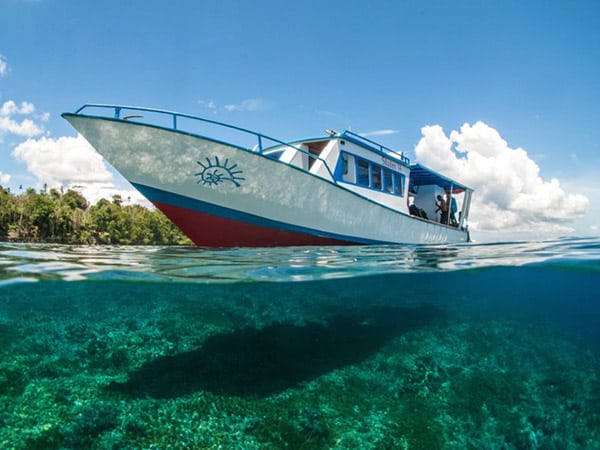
{"left": 357, "top": 159, "right": 370, "bottom": 186}
{"left": 346, "top": 156, "right": 405, "bottom": 197}
{"left": 393, "top": 172, "right": 405, "bottom": 195}
{"left": 383, "top": 168, "right": 393, "bottom": 193}
{"left": 339, "top": 152, "right": 355, "bottom": 182}
{"left": 372, "top": 166, "right": 382, "bottom": 190}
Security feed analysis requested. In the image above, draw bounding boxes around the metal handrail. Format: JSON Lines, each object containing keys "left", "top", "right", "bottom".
{"left": 72, "top": 104, "right": 337, "bottom": 181}
{"left": 341, "top": 130, "right": 410, "bottom": 165}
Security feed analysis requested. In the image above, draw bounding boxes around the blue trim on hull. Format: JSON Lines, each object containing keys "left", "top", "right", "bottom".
{"left": 131, "top": 183, "right": 390, "bottom": 245}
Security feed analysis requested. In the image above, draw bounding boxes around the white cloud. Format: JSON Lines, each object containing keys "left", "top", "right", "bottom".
{"left": 0, "top": 100, "right": 45, "bottom": 138}
{"left": 360, "top": 129, "right": 399, "bottom": 137}
{"left": 75, "top": 183, "right": 151, "bottom": 207}
{"left": 224, "top": 98, "right": 270, "bottom": 112}
{"left": 415, "top": 121, "right": 589, "bottom": 235}
{"left": 558, "top": 174, "right": 600, "bottom": 237}
{"left": 198, "top": 98, "right": 272, "bottom": 114}
{"left": 0, "top": 117, "right": 44, "bottom": 137}
{"left": 198, "top": 99, "right": 217, "bottom": 112}
{"left": 1, "top": 100, "right": 35, "bottom": 116}
{"left": 11, "top": 134, "right": 148, "bottom": 205}
{"left": 316, "top": 109, "right": 337, "bottom": 117}
{"left": 0, "top": 55, "right": 7, "bottom": 77}
{"left": 13, "top": 135, "right": 112, "bottom": 185}
{"left": 0, "top": 171, "right": 10, "bottom": 185}
{"left": 2, "top": 98, "right": 145, "bottom": 206}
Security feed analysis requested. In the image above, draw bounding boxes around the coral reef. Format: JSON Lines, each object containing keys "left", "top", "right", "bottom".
{"left": 0, "top": 279, "right": 599, "bottom": 449}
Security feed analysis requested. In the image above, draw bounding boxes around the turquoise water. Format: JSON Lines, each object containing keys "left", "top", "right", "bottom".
{"left": 1, "top": 239, "right": 599, "bottom": 449}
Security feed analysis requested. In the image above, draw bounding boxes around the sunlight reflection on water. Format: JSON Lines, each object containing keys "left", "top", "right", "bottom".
{"left": 0, "top": 237, "right": 599, "bottom": 284}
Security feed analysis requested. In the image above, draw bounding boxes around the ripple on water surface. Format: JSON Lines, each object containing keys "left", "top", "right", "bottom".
{"left": 1, "top": 237, "right": 599, "bottom": 284}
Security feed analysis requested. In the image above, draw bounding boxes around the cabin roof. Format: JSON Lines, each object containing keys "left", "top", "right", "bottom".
{"left": 339, "top": 131, "right": 410, "bottom": 166}
{"left": 409, "top": 163, "right": 472, "bottom": 193}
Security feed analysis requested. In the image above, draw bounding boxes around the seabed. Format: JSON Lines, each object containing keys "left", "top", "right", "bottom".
{"left": 1, "top": 280, "right": 599, "bottom": 449}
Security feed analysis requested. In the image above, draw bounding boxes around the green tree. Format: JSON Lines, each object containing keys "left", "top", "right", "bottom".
{"left": 0, "top": 186, "right": 16, "bottom": 238}
{"left": 62, "top": 189, "right": 88, "bottom": 210}
{"left": 0, "top": 185, "right": 191, "bottom": 245}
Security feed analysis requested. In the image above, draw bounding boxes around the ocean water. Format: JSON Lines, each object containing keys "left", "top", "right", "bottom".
{"left": 0, "top": 238, "right": 599, "bottom": 449}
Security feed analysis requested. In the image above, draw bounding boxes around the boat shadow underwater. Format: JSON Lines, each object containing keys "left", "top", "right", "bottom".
{"left": 108, "top": 305, "right": 441, "bottom": 398}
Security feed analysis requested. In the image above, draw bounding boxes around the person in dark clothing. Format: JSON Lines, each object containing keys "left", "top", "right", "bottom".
{"left": 436, "top": 195, "right": 448, "bottom": 224}
{"left": 409, "top": 203, "right": 429, "bottom": 219}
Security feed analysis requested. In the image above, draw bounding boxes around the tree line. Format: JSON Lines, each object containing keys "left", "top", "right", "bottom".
{"left": 0, "top": 185, "right": 192, "bottom": 245}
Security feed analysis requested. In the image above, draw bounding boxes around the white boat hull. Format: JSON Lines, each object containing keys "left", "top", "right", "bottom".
{"left": 64, "top": 114, "right": 468, "bottom": 246}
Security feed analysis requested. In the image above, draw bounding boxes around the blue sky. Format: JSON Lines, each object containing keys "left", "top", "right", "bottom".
{"left": 1, "top": 0, "right": 599, "bottom": 239}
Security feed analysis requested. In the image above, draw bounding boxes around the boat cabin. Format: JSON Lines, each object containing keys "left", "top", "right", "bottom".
{"left": 264, "top": 130, "right": 472, "bottom": 230}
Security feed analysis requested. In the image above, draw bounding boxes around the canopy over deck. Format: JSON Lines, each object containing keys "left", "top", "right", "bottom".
{"left": 409, "top": 164, "right": 472, "bottom": 193}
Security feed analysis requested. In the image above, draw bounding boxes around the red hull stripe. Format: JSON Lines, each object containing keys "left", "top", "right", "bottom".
{"left": 131, "top": 182, "right": 383, "bottom": 247}
{"left": 154, "top": 202, "right": 351, "bottom": 247}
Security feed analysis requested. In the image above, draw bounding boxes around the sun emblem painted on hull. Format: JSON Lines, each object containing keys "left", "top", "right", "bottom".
{"left": 195, "top": 156, "right": 245, "bottom": 187}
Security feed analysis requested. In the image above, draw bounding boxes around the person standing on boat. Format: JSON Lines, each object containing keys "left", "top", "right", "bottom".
{"left": 436, "top": 195, "right": 449, "bottom": 224}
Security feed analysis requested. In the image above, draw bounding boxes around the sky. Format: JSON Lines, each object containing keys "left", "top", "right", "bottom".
{"left": 1, "top": 0, "right": 599, "bottom": 241}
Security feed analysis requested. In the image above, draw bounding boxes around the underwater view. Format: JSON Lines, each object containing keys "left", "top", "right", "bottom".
{"left": 0, "top": 238, "right": 599, "bottom": 449}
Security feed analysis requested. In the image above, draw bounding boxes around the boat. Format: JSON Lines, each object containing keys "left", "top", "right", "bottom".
{"left": 62, "top": 104, "right": 473, "bottom": 247}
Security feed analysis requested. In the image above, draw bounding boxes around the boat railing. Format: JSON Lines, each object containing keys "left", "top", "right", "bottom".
{"left": 342, "top": 131, "right": 410, "bottom": 165}
{"left": 72, "top": 104, "right": 337, "bottom": 181}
